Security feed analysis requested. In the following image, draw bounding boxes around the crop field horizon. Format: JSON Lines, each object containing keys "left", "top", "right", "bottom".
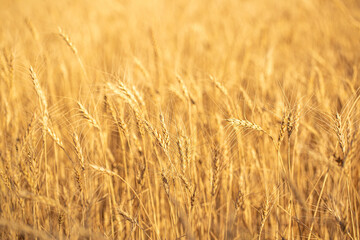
{"left": 1, "top": 0, "right": 360, "bottom": 239}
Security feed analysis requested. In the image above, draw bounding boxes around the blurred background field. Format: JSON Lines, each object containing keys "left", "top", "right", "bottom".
{"left": 1, "top": 0, "right": 360, "bottom": 239}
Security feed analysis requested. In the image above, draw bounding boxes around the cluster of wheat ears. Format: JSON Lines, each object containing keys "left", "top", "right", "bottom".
{"left": 1, "top": 0, "right": 360, "bottom": 239}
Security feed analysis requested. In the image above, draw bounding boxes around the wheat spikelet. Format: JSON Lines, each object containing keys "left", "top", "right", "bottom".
{"left": 211, "top": 147, "right": 220, "bottom": 196}
{"left": 258, "top": 197, "right": 270, "bottom": 240}
{"left": 226, "top": 118, "right": 262, "bottom": 132}
{"left": 177, "top": 136, "right": 186, "bottom": 173}
{"left": 19, "top": 160, "right": 35, "bottom": 193}
{"left": 24, "top": 18, "right": 39, "bottom": 41}
{"left": 19, "top": 114, "right": 36, "bottom": 156}
{"left": 210, "top": 75, "right": 229, "bottom": 97}
{"left": 286, "top": 104, "right": 302, "bottom": 138}
{"left": 190, "top": 186, "right": 196, "bottom": 208}
{"left": 287, "top": 111, "right": 293, "bottom": 136}
{"left": 176, "top": 74, "right": 195, "bottom": 104}
{"left": 58, "top": 210, "right": 65, "bottom": 229}
{"left": 161, "top": 170, "right": 170, "bottom": 197}
{"left": 327, "top": 203, "right": 350, "bottom": 236}
{"left": 72, "top": 132, "right": 85, "bottom": 170}
{"left": 3, "top": 49, "right": 14, "bottom": 88}
{"left": 0, "top": 52, "right": 7, "bottom": 83}
{"left": 58, "top": 210, "right": 65, "bottom": 231}
{"left": 293, "top": 103, "right": 302, "bottom": 134}
{"left": 179, "top": 172, "right": 192, "bottom": 193}
{"left": 104, "top": 96, "right": 127, "bottom": 134}
{"left": 239, "top": 85, "right": 254, "bottom": 110}
{"left": 226, "top": 118, "right": 274, "bottom": 144}
{"left": 29, "top": 66, "right": 48, "bottom": 116}
{"left": 277, "top": 110, "right": 288, "bottom": 150}
{"left": 117, "top": 208, "right": 137, "bottom": 224}
{"left": 136, "top": 163, "right": 146, "bottom": 186}
{"left": 58, "top": 27, "right": 78, "bottom": 55}
{"left": 335, "top": 113, "right": 346, "bottom": 156}
{"left": 111, "top": 81, "right": 139, "bottom": 107}
{"left": 108, "top": 81, "right": 144, "bottom": 135}
{"left": 74, "top": 168, "right": 83, "bottom": 192}
{"left": 143, "top": 120, "right": 168, "bottom": 152}
{"left": 235, "top": 190, "right": 245, "bottom": 211}
{"left": 184, "top": 135, "right": 191, "bottom": 170}
{"left": 149, "top": 28, "right": 160, "bottom": 82}
{"left": 133, "top": 57, "right": 150, "bottom": 80}
{"left": 160, "top": 113, "right": 170, "bottom": 149}
{"left": 88, "top": 163, "right": 117, "bottom": 176}
{"left": 77, "top": 102, "right": 101, "bottom": 131}
{"left": 46, "top": 127, "right": 65, "bottom": 150}
{"left": 346, "top": 125, "right": 358, "bottom": 163}
{"left": 345, "top": 118, "right": 352, "bottom": 148}
{"left": 169, "top": 87, "right": 187, "bottom": 103}
{"left": 0, "top": 170, "right": 12, "bottom": 192}
{"left": 132, "top": 85, "right": 145, "bottom": 108}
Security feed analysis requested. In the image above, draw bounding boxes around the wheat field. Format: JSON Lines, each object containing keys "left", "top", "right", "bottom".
{"left": 0, "top": 0, "right": 360, "bottom": 239}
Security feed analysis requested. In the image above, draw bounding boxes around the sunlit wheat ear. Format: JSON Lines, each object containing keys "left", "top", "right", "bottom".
{"left": 88, "top": 163, "right": 117, "bottom": 177}
{"left": 46, "top": 127, "right": 65, "bottom": 150}
{"left": 149, "top": 28, "right": 160, "bottom": 79}
{"left": 176, "top": 74, "right": 195, "bottom": 104}
{"left": 74, "top": 168, "right": 83, "bottom": 192}
{"left": 277, "top": 111, "right": 288, "bottom": 150}
{"left": 184, "top": 136, "right": 191, "bottom": 169}
{"left": 177, "top": 136, "right": 186, "bottom": 174}
{"left": 58, "top": 27, "right": 78, "bottom": 55}
{"left": 107, "top": 81, "right": 144, "bottom": 135}
{"left": 20, "top": 114, "right": 36, "bottom": 154}
{"left": 117, "top": 208, "right": 137, "bottom": 225}
{"left": 226, "top": 118, "right": 274, "bottom": 143}
{"left": 327, "top": 202, "right": 350, "bottom": 236}
{"left": 179, "top": 172, "right": 192, "bottom": 193}
{"left": 104, "top": 95, "right": 127, "bottom": 134}
{"left": 133, "top": 57, "right": 150, "bottom": 80}
{"left": 72, "top": 132, "right": 85, "bottom": 170}
{"left": 159, "top": 113, "right": 170, "bottom": 149}
{"left": 25, "top": 18, "right": 39, "bottom": 41}
{"left": 334, "top": 113, "right": 346, "bottom": 156}
{"left": 143, "top": 120, "right": 168, "bottom": 152}
{"left": 346, "top": 124, "right": 358, "bottom": 163}
{"left": 190, "top": 186, "right": 196, "bottom": 208}
{"left": 258, "top": 197, "right": 270, "bottom": 240}
{"left": 161, "top": 170, "right": 170, "bottom": 197}
{"left": 58, "top": 210, "right": 65, "bottom": 230}
{"left": 29, "top": 66, "right": 48, "bottom": 116}
{"left": 345, "top": 118, "right": 352, "bottom": 148}
{"left": 238, "top": 85, "right": 254, "bottom": 111}
{"left": 77, "top": 102, "right": 101, "bottom": 131}
{"left": 176, "top": 131, "right": 191, "bottom": 174}
{"left": 211, "top": 147, "right": 220, "bottom": 197}
{"left": 114, "top": 81, "right": 139, "bottom": 107}
{"left": 132, "top": 85, "right": 145, "bottom": 108}
{"left": 0, "top": 170, "right": 12, "bottom": 192}
{"left": 234, "top": 190, "right": 245, "bottom": 214}
{"left": 286, "top": 104, "right": 302, "bottom": 138}
{"left": 293, "top": 103, "right": 302, "bottom": 134}
{"left": 2, "top": 49, "right": 14, "bottom": 88}
{"left": 209, "top": 75, "right": 229, "bottom": 97}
